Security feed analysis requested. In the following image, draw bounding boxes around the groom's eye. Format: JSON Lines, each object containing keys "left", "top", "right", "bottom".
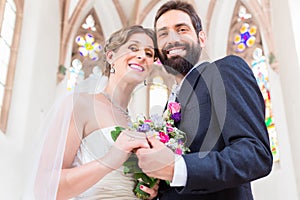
{"left": 177, "top": 26, "right": 189, "bottom": 33}
{"left": 158, "top": 31, "right": 168, "bottom": 38}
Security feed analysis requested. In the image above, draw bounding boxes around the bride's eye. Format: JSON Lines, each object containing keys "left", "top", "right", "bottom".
{"left": 128, "top": 44, "right": 139, "bottom": 52}
{"left": 145, "top": 50, "right": 154, "bottom": 58}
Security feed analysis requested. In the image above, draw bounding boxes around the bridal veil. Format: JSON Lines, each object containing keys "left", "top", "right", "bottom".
{"left": 22, "top": 70, "right": 108, "bottom": 199}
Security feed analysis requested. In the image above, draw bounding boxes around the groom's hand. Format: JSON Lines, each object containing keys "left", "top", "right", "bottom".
{"left": 136, "top": 137, "right": 175, "bottom": 181}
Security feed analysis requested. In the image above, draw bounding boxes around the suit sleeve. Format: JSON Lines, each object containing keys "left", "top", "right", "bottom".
{"left": 177, "top": 55, "right": 273, "bottom": 194}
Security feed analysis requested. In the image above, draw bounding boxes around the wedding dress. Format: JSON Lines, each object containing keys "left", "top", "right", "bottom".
{"left": 71, "top": 127, "right": 138, "bottom": 199}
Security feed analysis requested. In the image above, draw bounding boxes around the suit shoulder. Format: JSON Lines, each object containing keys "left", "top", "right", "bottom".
{"left": 213, "top": 55, "right": 251, "bottom": 73}
{"left": 215, "top": 55, "right": 247, "bottom": 66}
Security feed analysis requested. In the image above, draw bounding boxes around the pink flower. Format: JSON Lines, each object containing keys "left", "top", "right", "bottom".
{"left": 159, "top": 132, "right": 170, "bottom": 143}
{"left": 168, "top": 102, "right": 181, "bottom": 114}
{"left": 144, "top": 119, "right": 152, "bottom": 123}
{"left": 175, "top": 148, "right": 183, "bottom": 155}
{"left": 166, "top": 123, "right": 172, "bottom": 127}
{"left": 167, "top": 127, "right": 174, "bottom": 132}
{"left": 166, "top": 123, "right": 174, "bottom": 132}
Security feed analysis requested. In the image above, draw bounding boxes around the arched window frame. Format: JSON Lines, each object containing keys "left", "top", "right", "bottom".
{"left": 0, "top": 0, "right": 23, "bottom": 133}
{"left": 67, "top": 9, "right": 105, "bottom": 91}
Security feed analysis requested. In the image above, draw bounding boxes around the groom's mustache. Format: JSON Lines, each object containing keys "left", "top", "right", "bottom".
{"left": 162, "top": 42, "right": 188, "bottom": 55}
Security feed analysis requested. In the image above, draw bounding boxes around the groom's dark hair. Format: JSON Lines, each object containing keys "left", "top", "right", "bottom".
{"left": 154, "top": 0, "right": 203, "bottom": 35}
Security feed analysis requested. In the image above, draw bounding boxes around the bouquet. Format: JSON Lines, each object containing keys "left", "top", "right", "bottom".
{"left": 111, "top": 101, "right": 190, "bottom": 199}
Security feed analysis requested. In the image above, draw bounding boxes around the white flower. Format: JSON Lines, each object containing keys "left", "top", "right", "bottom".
{"left": 150, "top": 114, "right": 165, "bottom": 128}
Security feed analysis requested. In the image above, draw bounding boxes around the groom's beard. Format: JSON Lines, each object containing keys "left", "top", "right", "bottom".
{"left": 160, "top": 41, "right": 201, "bottom": 76}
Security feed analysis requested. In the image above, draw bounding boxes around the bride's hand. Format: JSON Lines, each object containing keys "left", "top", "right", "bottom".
{"left": 115, "top": 130, "right": 150, "bottom": 152}
{"left": 102, "top": 130, "right": 150, "bottom": 170}
{"left": 140, "top": 180, "right": 160, "bottom": 200}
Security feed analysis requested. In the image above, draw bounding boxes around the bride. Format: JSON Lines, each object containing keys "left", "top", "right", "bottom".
{"left": 28, "top": 25, "right": 159, "bottom": 199}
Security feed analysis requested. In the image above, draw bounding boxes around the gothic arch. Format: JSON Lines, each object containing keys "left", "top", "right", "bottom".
{"left": 205, "top": 0, "right": 216, "bottom": 36}
{"left": 138, "top": 0, "right": 197, "bottom": 25}
{"left": 137, "top": 0, "right": 160, "bottom": 25}
{"left": 59, "top": 0, "right": 90, "bottom": 80}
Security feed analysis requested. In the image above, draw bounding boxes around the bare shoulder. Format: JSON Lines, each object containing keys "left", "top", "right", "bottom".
{"left": 72, "top": 93, "right": 93, "bottom": 109}
{"left": 75, "top": 93, "right": 110, "bottom": 121}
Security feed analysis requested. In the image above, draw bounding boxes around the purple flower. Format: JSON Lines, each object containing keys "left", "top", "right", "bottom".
{"left": 178, "top": 139, "right": 183, "bottom": 145}
{"left": 138, "top": 123, "right": 151, "bottom": 132}
{"left": 171, "top": 112, "right": 181, "bottom": 122}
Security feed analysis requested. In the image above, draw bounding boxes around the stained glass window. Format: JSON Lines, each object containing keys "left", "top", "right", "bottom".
{"left": 67, "top": 59, "right": 84, "bottom": 91}
{"left": 82, "top": 14, "right": 96, "bottom": 31}
{"left": 233, "top": 23, "right": 257, "bottom": 52}
{"left": 228, "top": 2, "right": 280, "bottom": 161}
{"left": 75, "top": 33, "right": 101, "bottom": 60}
{"left": 237, "top": 5, "right": 252, "bottom": 21}
{"left": 67, "top": 10, "right": 104, "bottom": 91}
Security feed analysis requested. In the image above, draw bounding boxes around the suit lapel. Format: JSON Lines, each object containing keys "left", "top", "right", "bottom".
{"left": 178, "top": 62, "right": 210, "bottom": 108}
{"left": 177, "top": 62, "right": 210, "bottom": 147}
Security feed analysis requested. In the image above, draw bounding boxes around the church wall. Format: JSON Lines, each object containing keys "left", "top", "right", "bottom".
{"left": 0, "top": 0, "right": 60, "bottom": 198}
{"left": 251, "top": 68, "right": 299, "bottom": 199}
{"left": 272, "top": 0, "right": 300, "bottom": 198}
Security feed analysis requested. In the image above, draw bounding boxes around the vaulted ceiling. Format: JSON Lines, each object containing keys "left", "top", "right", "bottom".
{"left": 57, "top": 0, "right": 276, "bottom": 74}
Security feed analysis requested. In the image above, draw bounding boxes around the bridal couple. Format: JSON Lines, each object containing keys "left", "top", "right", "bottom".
{"left": 28, "top": 1, "right": 273, "bottom": 199}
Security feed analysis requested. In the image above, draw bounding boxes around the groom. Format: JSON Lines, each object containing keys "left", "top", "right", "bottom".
{"left": 136, "top": 1, "right": 273, "bottom": 199}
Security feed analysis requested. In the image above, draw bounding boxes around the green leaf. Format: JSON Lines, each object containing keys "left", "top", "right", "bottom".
{"left": 134, "top": 173, "right": 158, "bottom": 188}
{"left": 58, "top": 65, "right": 66, "bottom": 75}
{"left": 123, "top": 165, "right": 130, "bottom": 174}
{"left": 148, "top": 178, "right": 158, "bottom": 188}
{"left": 165, "top": 180, "right": 170, "bottom": 185}
{"left": 123, "top": 154, "right": 142, "bottom": 174}
{"left": 135, "top": 173, "right": 152, "bottom": 184}
{"left": 111, "top": 126, "right": 125, "bottom": 141}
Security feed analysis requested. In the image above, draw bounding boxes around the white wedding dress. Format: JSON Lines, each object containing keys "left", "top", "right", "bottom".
{"left": 71, "top": 126, "right": 139, "bottom": 200}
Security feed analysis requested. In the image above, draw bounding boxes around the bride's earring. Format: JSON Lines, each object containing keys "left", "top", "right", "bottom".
{"left": 143, "top": 80, "right": 147, "bottom": 86}
{"left": 110, "top": 64, "right": 115, "bottom": 74}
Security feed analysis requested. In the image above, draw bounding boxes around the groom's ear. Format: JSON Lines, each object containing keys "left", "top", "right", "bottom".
{"left": 198, "top": 30, "right": 206, "bottom": 48}
{"left": 106, "top": 50, "right": 114, "bottom": 64}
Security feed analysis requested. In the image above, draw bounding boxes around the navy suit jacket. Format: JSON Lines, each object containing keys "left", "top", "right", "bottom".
{"left": 158, "top": 55, "right": 273, "bottom": 200}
